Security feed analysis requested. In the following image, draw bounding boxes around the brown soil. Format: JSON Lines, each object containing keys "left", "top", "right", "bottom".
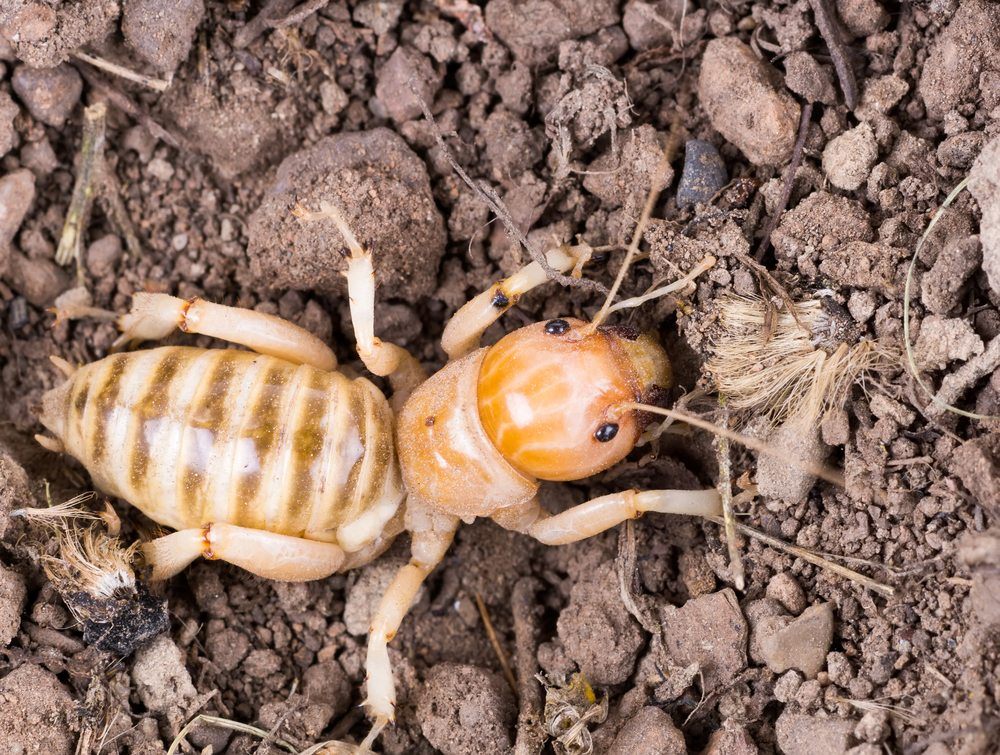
{"left": 1, "top": 1, "right": 999, "bottom": 754}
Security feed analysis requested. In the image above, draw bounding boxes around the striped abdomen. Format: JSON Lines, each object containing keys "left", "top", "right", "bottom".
{"left": 40, "top": 347, "right": 404, "bottom": 551}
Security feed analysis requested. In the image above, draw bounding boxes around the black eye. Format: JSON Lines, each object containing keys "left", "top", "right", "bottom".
{"left": 594, "top": 423, "right": 619, "bottom": 442}
{"left": 545, "top": 319, "right": 570, "bottom": 335}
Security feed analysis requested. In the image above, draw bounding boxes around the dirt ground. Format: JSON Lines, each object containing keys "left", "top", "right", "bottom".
{"left": 0, "top": 0, "right": 998, "bottom": 753}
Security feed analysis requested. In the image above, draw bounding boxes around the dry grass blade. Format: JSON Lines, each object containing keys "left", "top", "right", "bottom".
{"left": 831, "top": 696, "right": 921, "bottom": 725}
{"left": 56, "top": 103, "right": 107, "bottom": 273}
{"left": 707, "top": 295, "right": 888, "bottom": 427}
{"left": 902, "top": 176, "right": 999, "bottom": 421}
{"left": 168, "top": 714, "right": 298, "bottom": 755}
{"left": 706, "top": 515, "right": 895, "bottom": 597}
{"left": 474, "top": 591, "right": 518, "bottom": 696}
{"left": 715, "top": 403, "right": 745, "bottom": 590}
{"left": 72, "top": 51, "right": 172, "bottom": 92}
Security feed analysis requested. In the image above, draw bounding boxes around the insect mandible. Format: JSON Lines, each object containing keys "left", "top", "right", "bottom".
{"left": 36, "top": 198, "right": 721, "bottom": 748}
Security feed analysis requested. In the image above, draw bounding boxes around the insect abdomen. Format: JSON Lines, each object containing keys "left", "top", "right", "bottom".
{"left": 41, "top": 346, "right": 402, "bottom": 547}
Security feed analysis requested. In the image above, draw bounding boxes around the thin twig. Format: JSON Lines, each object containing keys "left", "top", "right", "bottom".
{"left": 511, "top": 578, "right": 545, "bottom": 755}
{"left": 234, "top": 0, "right": 298, "bottom": 48}
{"left": 706, "top": 515, "right": 895, "bottom": 597}
{"left": 97, "top": 156, "right": 143, "bottom": 260}
{"left": 474, "top": 592, "right": 517, "bottom": 697}
{"left": 57, "top": 103, "right": 107, "bottom": 279}
{"left": 412, "top": 83, "right": 608, "bottom": 295}
{"left": 590, "top": 118, "right": 683, "bottom": 329}
{"left": 272, "top": 0, "right": 332, "bottom": 28}
{"left": 76, "top": 65, "right": 185, "bottom": 150}
{"left": 616, "top": 520, "right": 659, "bottom": 634}
{"left": 716, "top": 402, "right": 745, "bottom": 591}
{"left": 808, "top": 0, "right": 859, "bottom": 109}
{"left": 754, "top": 101, "right": 813, "bottom": 262}
{"left": 72, "top": 51, "right": 172, "bottom": 92}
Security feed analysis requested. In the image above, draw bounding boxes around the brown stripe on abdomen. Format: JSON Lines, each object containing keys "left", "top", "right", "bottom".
{"left": 128, "top": 349, "right": 186, "bottom": 495}
{"left": 87, "top": 354, "right": 129, "bottom": 466}
{"left": 176, "top": 351, "right": 243, "bottom": 523}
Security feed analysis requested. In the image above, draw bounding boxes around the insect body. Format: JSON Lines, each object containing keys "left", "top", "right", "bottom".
{"left": 37, "top": 201, "right": 720, "bottom": 748}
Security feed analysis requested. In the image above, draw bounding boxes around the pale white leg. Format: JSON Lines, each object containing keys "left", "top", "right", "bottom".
{"left": 296, "top": 201, "right": 426, "bottom": 403}
{"left": 362, "top": 501, "right": 459, "bottom": 748}
{"left": 142, "top": 524, "right": 345, "bottom": 582}
{"left": 440, "top": 244, "right": 593, "bottom": 360}
{"left": 524, "top": 488, "right": 722, "bottom": 546}
{"left": 114, "top": 294, "right": 337, "bottom": 371}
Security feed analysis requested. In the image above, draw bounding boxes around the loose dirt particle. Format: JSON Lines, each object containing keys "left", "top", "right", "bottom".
{"left": 968, "top": 135, "right": 1000, "bottom": 297}
{"left": 122, "top": 0, "right": 204, "bottom": 73}
{"left": 131, "top": 634, "right": 197, "bottom": 714}
{"left": 0, "top": 664, "right": 75, "bottom": 755}
{"left": 776, "top": 711, "right": 857, "bottom": 755}
{"left": 703, "top": 718, "right": 758, "bottom": 755}
{"left": 0, "top": 0, "right": 118, "bottom": 67}
{"left": 918, "top": 0, "right": 1000, "bottom": 120}
{"left": 344, "top": 558, "right": 418, "bottom": 636}
{"left": 5, "top": 250, "right": 69, "bottom": 306}
{"left": 914, "top": 315, "right": 984, "bottom": 370}
{"left": 660, "top": 588, "right": 748, "bottom": 692}
{"left": 249, "top": 128, "right": 445, "bottom": 300}
{"left": 164, "top": 71, "right": 293, "bottom": 179}
{"left": 757, "top": 421, "right": 826, "bottom": 505}
{"left": 698, "top": 37, "right": 800, "bottom": 166}
{"left": 783, "top": 51, "right": 836, "bottom": 105}
{"left": 822, "top": 123, "right": 878, "bottom": 191}
{"left": 85, "top": 234, "right": 123, "bottom": 278}
{"left": 484, "top": 0, "right": 619, "bottom": 66}
{"left": 950, "top": 434, "right": 1000, "bottom": 516}
{"left": 835, "top": 0, "right": 888, "bottom": 38}
{"left": 416, "top": 663, "right": 516, "bottom": 755}
{"left": 558, "top": 561, "right": 643, "bottom": 685}
{"left": 584, "top": 125, "right": 674, "bottom": 209}
{"left": 921, "top": 235, "right": 982, "bottom": 315}
{"left": 11, "top": 64, "right": 82, "bottom": 127}
{"left": 0, "top": 168, "right": 35, "bottom": 275}
{"left": 0, "top": 564, "right": 25, "bottom": 647}
{"left": 375, "top": 46, "right": 442, "bottom": 124}
{"left": 607, "top": 706, "right": 685, "bottom": 755}
{"left": 0, "top": 91, "right": 17, "bottom": 158}
{"left": 765, "top": 572, "right": 807, "bottom": 615}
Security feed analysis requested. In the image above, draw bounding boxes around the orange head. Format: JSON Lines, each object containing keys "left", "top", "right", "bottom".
{"left": 477, "top": 317, "right": 671, "bottom": 481}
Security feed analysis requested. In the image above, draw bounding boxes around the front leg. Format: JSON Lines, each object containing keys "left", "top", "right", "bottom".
{"left": 362, "top": 500, "right": 459, "bottom": 749}
{"left": 295, "top": 202, "right": 426, "bottom": 404}
{"left": 440, "top": 243, "right": 593, "bottom": 360}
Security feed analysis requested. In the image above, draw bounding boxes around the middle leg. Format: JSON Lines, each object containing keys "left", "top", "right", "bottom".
{"left": 295, "top": 202, "right": 427, "bottom": 403}
{"left": 521, "top": 488, "right": 722, "bottom": 545}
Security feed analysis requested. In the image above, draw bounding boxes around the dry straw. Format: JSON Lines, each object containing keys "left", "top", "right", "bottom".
{"left": 705, "top": 295, "right": 888, "bottom": 427}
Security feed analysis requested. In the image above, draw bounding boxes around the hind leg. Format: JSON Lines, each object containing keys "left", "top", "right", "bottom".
{"left": 114, "top": 294, "right": 337, "bottom": 371}
{"left": 142, "top": 524, "right": 345, "bottom": 582}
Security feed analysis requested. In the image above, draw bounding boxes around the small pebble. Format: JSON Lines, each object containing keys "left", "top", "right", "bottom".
{"left": 0, "top": 92, "right": 18, "bottom": 158}
{"left": 6, "top": 250, "right": 69, "bottom": 306}
{"left": 776, "top": 711, "right": 857, "bottom": 755}
{"left": 677, "top": 139, "right": 728, "bottom": 208}
{"left": 766, "top": 572, "right": 807, "bottom": 614}
{"left": 757, "top": 603, "right": 835, "bottom": 678}
{"left": 608, "top": 706, "right": 686, "bottom": 755}
{"left": 783, "top": 51, "right": 836, "bottom": 105}
{"left": 374, "top": 46, "right": 441, "bottom": 124}
{"left": 19, "top": 137, "right": 59, "bottom": 175}
{"left": 773, "top": 669, "right": 804, "bottom": 702}
{"left": 122, "top": 0, "right": 204, "bottom": 74}
{"left": 6, "top": 297, "right": 29, "bottom": 330}
{"left": 86, "top": 234, "right": 123, "bottom": 278}
{"left": 0, "top": 564, "right": 26, "bottom": 647}
{"left": 147, "top": 157, "right": 175, "bottom": 181}
{"left": 0, "top": 169, "right": 36, "bottom": 275}
{"left": 11, "top": 64, "right": 82, "bottom": 127}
